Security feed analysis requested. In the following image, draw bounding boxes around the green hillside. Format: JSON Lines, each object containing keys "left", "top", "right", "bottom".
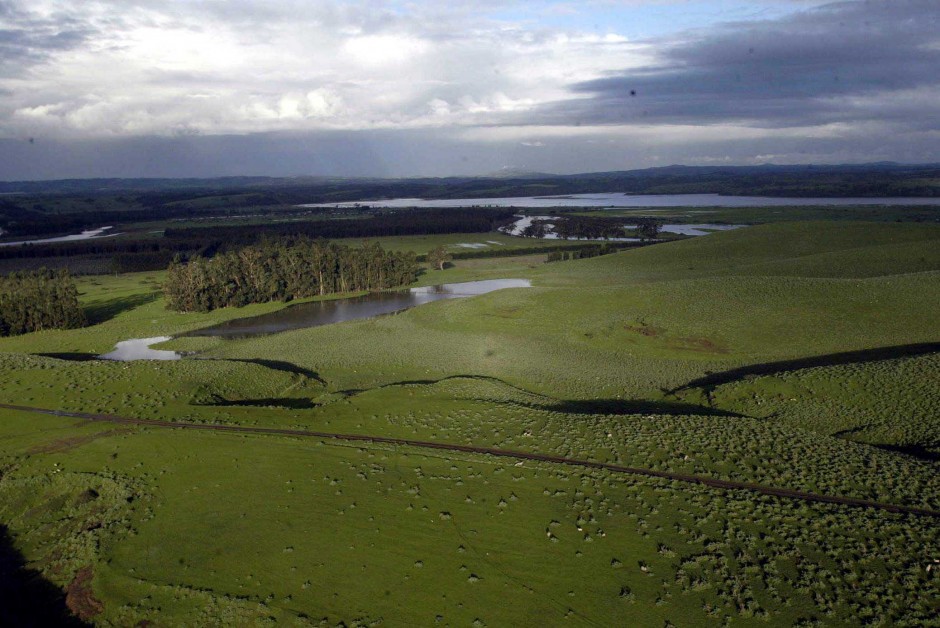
{"left": 0, "top": 221, "right": 938, "bottom": 626}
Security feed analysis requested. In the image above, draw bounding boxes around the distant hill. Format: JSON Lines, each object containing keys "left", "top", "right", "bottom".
{"left": 1, "top": 162, "right": 939, "bottom": 198}
{"left": 481, "top": 167, "right": 558, "bottom": 179}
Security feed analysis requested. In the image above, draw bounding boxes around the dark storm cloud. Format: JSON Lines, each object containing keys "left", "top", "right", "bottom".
{"left": 535, "top": 0, "right": 940, "bottom": 128}
{"left": 0, "top": 5, "right": 96, "bottom": 77}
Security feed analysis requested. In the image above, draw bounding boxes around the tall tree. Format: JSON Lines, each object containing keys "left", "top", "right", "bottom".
{"left": 427, "top": 245, "right": 452, "bottom": 271}
{"left": 635, "top": 218, "right": 662, "bottom": 241}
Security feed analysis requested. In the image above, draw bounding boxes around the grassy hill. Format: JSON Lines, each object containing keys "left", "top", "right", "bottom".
{"left": 0, "top": 221, "right": 938, "bottom": 625}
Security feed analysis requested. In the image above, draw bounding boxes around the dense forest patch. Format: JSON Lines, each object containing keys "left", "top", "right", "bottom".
{"left": 164, "top": 240, "right": 419, "bottom": 312}
{"left": 0, "top": 269, "right": 85, "bottom": 336}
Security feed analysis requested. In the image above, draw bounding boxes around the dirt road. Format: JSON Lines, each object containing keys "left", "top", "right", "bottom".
{"left": 2, "top": 402, "right": 937, "bottom": 518}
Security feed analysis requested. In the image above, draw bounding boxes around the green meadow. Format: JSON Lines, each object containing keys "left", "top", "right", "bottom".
{"left": 1, "top": 221, "right": 939, "bottom": 625}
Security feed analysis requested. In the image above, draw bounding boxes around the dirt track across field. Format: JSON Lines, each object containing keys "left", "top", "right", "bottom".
{"left": 3, "top": 402, "right": 938, "bottom": 519}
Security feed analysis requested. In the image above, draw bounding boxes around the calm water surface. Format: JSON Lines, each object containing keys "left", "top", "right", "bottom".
{"left": 99, "top": 336, "right": 181, "bottom": 361}
{"left": 302, "top": 193, "right": 940, "bottom": 209}
{"left": 98, "top": 279, "right": 531, "bottom": 360}
{"left": 187, "top": 279, "right": 532, "bottom": 339}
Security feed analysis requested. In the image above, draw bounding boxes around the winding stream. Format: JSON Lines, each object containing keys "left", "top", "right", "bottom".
{"left": 0, "top": 226, "right": 120, "bottom": 247}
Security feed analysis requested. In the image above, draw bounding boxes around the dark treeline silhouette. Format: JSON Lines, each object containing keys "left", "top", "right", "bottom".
{"left": 165, "top": 208, "right": 515, "bottom": 245}
{"left": 633, "top": 217, "right": 662, "bottom": 240}
{"left": 0, "top": 237, "right": 197, "bottom": 261}
{"left": 551, "top": 216, "right": 628, "bottom": 240}
{"left": 0, "top": 238, "right": 200, "bottom": 274}
{"left": 164, "top": 239, "right": 419, "bottom": 312}
{"left": 547, "top": 244, "right": 620, "bottom": 262}
{"left": 0, "top": 197, "right": 301, "bottom": 238}
{"left": 446, "top": 240, "right": 645, "bottom": 262}
{"left": 0, "top": 269, "right": 86, "bottom": 336}
{"left": 0, "top": 202, "right": 199, "bottom": 237}
{"left": 0, "top": 209, "right": 511, "bottom": 263}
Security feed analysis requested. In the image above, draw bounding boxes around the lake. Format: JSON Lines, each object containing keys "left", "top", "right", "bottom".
{"left": 98, "top": 279, "right": 532, "bottom": 360}
{"left": 301, "top": 193, "right": 940, "bottom": 209}
{"left": 186, "top": 279, "right": 532, "bottom": 339}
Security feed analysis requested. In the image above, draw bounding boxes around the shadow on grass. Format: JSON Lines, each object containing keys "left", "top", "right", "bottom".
{"left": 84, "top": 292, "right": 158, "bottom": 326}
{"left": 869, "top": 444, "right": 940, "bottom": 463}
{"left": 825, "top": 426, "right": 939, "bottom": 463}
{"left": 0, "top": 525, "right": 88, "bottom": 627}
{"left": 336, "top": 375, "right": 740, "bottom": 418}
{"left": 674, "top": 342, "right": 940, "bottom": 392}
{"left": 34, "top": 353, "right": 99, "bottom": 362}
{"left": 201, "top": 397, "right": 319, "bottom": 409}
{"left": 215, "top": 358, "right": 326, "bottom": 384}
{"left": 528, "top": 399, "right": 744, "bottom": 417}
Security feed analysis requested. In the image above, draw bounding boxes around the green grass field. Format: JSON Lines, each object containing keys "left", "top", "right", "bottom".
{"left": 1, "top": 221, "right": 938, "bottom": 625}
{"left": 570, "top": 204, "right": 940, "bottom": 224}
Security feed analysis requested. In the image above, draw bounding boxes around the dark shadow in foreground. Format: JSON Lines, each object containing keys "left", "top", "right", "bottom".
{"left": 201, "top": 397, "right": 319, "bottom": 409}
{"left": 869, "top": 444, "right": 940, "bottom": 463}
{"left": 214, "top": 358, "right": 326, "bottom": 384}
{"left": 834, "top": 427, "right": 940, "bottom": 463}
{"left": 0, "top": 525, "right": 88, "bottom": 627}
{"left": 674, "top": 342, "right": 940, "bottom": 392}
{"left": 84, "top": 292, "right": 158, "bottom": 326}
{"left": 526, "top": 399, "right": 744, "bottom": 418}
{"left": 34, "top": 352, "right": 99, "bottom": 362}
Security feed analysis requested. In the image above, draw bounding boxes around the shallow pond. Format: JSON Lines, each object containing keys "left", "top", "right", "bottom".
{"left": 99, "top": 336, "right": 181, "bottom": 361}
{"left": 97, "top": 279, "right": 531, "bottom": 360}
{"left": 187, "top": 279, "right": 532, "bottom": 339}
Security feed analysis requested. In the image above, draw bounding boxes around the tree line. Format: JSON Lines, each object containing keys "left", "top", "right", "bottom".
{"left": 0, "top": 269, "right": 86, "bottom": 336}
{"left": 164, "top": 239, "right": 419, "bottom": 312}
{"left": 552, "top": 216, "right": 627, "bottom": 240}
{"left": 0, "top": 208, "right": 513, "bottom": 274}
{"left": 164, "top": 208, "right": 516, "bottom": 246}
{"left": 546, "top": 244, "right": 620, "bottom": 263}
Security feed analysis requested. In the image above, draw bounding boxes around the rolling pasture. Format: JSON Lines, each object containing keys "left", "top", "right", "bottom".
{"left": 0, "top": 221, "right": 938, "bottom": 625}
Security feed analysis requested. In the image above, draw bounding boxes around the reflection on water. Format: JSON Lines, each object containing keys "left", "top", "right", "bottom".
{"left": 647, "top": 223, "right": 744, "bottom": 236}
{"left": 302, "top": 193, "right": 940, "bottom": 209}
{"left": 187, "top": 279, "right": 532, "bottom": 339}
{"left": 99, "top": 336, "right": 181, "bottom": 361}
{"left": 95, "top": 280, "right": 531, "bottom": 360}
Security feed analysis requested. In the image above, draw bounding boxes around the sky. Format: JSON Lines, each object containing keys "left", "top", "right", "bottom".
{"left": 0, "top": 0, "right": 938, "bottom": 180}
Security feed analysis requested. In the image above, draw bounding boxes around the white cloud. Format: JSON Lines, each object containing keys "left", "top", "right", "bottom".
{"left": 0, "top": 1, "right": 935, "bottom": 177}
{"left": 0, "top": 0, "right": 651, "bottom": 138}
{"left": 343, "top": 34, "right": 431, "bottom": 67}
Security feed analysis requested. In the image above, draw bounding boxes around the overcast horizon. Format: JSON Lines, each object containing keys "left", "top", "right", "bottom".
{"left": 1, "top": 0, "right": 938, "bottom": 181}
